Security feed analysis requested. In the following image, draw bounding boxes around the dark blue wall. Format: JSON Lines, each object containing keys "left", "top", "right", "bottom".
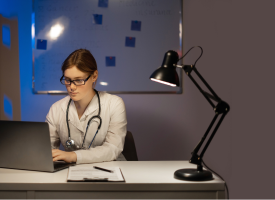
{"left": 0, "top": 0, "right": 65, "bottom": 122}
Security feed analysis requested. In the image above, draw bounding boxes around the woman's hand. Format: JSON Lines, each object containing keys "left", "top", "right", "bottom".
{"left": 52, "top": 149, "right": 77, "bottom": 163}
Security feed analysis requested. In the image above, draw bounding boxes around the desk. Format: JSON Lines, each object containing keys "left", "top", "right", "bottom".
{"left": 0, "top": 161, "right": 225, "bottom": 199}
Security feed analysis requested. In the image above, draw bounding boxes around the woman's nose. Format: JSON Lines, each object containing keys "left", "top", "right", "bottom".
{"left": 70, "top": 83, "right": 77, "bottom": 90}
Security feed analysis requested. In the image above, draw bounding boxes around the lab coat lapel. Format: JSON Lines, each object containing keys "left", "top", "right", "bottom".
{"left": 84, "top": 92, "right": 103, "bottom": 116}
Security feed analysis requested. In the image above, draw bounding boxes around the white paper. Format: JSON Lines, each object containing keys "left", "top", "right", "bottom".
{"left": 67, "top": 166, "right": 124, "bottom": 182}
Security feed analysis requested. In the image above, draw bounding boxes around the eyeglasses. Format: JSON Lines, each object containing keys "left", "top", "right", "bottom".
{"left": 60, "top": 75, "right": 91, "bottom": 86}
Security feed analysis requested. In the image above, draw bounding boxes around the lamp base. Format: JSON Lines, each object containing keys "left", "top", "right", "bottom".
{"left": 174, "top": 168, "right": 213, "bottom": 181}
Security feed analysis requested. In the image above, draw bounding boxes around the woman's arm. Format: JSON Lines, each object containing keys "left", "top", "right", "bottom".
{"left": 73, "top": 96, "right": 127, "bottom": 164}
{"left": 46, "top": 105, "right": 61, "bottom": 149}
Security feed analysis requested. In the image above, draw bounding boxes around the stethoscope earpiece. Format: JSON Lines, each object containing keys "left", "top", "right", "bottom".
{"left": 66, "top": 89, "right": 102, "bottom": 150}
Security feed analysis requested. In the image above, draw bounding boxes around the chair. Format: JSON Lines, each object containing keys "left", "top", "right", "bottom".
{"left": 122, "top": 131, "right": 138, "bottom": 161}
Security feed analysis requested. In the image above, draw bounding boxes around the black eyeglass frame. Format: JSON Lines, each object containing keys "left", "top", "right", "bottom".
{"left": 60, "top": 74, "right": 91, "bottom": 86}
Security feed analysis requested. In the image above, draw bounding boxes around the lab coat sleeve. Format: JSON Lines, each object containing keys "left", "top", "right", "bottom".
{"left": 45, "top": 105, "right": 61, "bottom": 149}
{"left": 74, "top": 96, "right": 127, "bottom": 164}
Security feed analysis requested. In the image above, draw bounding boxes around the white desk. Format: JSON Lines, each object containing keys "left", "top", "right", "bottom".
{"left": 0, "top": 161, "right": 225, "bottom": 199}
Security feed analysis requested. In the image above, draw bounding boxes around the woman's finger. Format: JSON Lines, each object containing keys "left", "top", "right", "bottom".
{"left": 52, "top": 149, "right": 64, "bottom": 157}
{"left": 53, "top": 155, "right": 63, "bottom": 162}
{"left": 52, "top": 149, "right": 61, "bottom": 154}
{"left": 52, "top": 151, "right": 61, "bottom": 157}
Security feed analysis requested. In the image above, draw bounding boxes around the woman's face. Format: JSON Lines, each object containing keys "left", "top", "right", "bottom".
{"left": 64, "top": 65, "right": 98, "bottom": 102}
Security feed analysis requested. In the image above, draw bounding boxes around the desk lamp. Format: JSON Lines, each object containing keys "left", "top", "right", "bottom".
{"left": 150, "top": 46, "right": 230, "bottom": 181}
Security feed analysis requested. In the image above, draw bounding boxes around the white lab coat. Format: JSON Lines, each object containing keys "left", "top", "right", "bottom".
{"left": 46, "top": 91, "right": 127, "bottom": 164}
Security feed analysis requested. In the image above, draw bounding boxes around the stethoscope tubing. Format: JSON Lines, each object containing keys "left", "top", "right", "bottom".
{"left": 66, "top": 89, "right": 102, "bottom": 149}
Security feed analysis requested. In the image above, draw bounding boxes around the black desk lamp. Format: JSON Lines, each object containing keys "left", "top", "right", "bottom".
{"left": 150, "top": 46, "right": 230, "bottom": 181}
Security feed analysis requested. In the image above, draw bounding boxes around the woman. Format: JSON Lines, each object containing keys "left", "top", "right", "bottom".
{"left": 46, "top": 49, "right": 127, "bottom": 164}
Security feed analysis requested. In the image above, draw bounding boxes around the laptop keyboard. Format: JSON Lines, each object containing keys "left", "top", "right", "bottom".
{"left": 54, "top": 162, "right": 75, "bottom": 171}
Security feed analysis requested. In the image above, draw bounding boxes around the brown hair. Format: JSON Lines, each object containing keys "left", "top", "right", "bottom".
{"left": 61, "top": 49, "right": 98, "bottom": 87}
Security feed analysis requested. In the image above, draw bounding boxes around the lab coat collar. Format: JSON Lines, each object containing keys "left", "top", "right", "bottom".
{"left": 61, "top": 93, "right": 104, "bottom": 133}
{"left": 83, "top": 91, "right": 103, "bottom": 116}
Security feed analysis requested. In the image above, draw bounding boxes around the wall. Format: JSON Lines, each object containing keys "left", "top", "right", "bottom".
{"left": 0, "top": 14, "right": 21, "bottom": 121}
{"left": 0, "top": 0, "right": 64, "bottom": 124}
{"left": 0, "top": 0, "right": 275, "bottom": 198}
{"left": 183, "top": 0, "right": 275, "bottom": 198}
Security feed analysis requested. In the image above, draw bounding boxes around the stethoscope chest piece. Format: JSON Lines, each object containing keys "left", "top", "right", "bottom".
{"left": 66, "top": 139, "right": 75, "bottom": 150}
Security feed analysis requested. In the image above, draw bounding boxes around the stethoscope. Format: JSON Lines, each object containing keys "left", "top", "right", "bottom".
{"left": 65, "top": 89, "right": 102, "bottom": 150}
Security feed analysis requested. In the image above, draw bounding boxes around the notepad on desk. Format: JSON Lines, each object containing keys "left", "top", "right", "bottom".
{"left": 67, "top": 166, "right": 125, "bottom": 182}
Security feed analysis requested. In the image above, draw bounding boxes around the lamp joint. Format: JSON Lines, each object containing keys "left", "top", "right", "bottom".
{"left": 189, "top": 153, "right": 202, "bottom": 166}
{"left": 174, "top": 64, "right": 183, "bottom": 68}
{"left": 214, "top": 101, "right": 230, "bottom": 114}
{"left": 183, "top": 65, "right": 193, "bottom": 75}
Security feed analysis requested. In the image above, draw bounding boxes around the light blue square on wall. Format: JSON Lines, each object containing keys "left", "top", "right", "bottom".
{"left": 93, "top": 14, "right": 103, "bottom": 24}
{"left": 131, "top": 21, "right": 141, "bottom": 31}
{"left": 106, "top": 56, "right": 116, "bottom": 66}
{"left": 2, "top": 25, "right": 11, "bottom": 48}
{"left": 37, "top": 39, "right": 47, "bottom": 50}
{"left": 98, "top": 0, "right": 108, "bottom": 7}
{"left": 125, "top": 37, "right": 136, "bottom": 47}
{"left": 4, "top": 94, "right": 13, "bottom": 120}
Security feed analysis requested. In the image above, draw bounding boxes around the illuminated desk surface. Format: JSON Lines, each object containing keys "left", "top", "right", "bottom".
{"left": 0, "top": 161, "right": 225, "bottom": 199}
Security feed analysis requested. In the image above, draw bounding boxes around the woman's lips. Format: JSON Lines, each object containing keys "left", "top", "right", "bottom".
{"left": 70, "top": 92, "right": 78, "bottom": 95}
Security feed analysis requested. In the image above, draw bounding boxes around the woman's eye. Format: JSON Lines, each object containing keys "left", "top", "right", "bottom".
{"left": 75, "top": 80, "right": 84, "bottom": 84}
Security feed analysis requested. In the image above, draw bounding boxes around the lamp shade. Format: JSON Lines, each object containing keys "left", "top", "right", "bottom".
{"left": 150, "top": 50, "right": 180, "bottom": 87}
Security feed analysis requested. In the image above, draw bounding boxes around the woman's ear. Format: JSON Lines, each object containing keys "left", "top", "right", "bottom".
{"left": 92, "top": 70, "right": 98, "bottom": 82}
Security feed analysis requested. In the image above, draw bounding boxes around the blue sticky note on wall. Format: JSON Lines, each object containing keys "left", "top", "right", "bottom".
{"left": 37, "top": 39, "right": 47, "bottom": 50}
{"left": 93, "top": 14, "right": 103, "bottom": 24}
{"left": 98, "top": 0, "right": 108, "bottom": 7}
{"left": 131, "top": 21, "right": 141, "bottom": 31}
{"left": 4, "top": 94, "right": 13, "bottom": 120}
{"left": 106, "top": 56, "right": 116, "bottom": 66}
{"left": 125, "top": 37, "right": 136, "bottom": 47}
{"left": 2, "top": 25, "right": 11, "bottom": 48}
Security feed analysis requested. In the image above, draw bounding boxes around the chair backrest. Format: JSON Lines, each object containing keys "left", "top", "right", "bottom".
{"left": 122, "top": 131, "right": 138, "bottom": 161}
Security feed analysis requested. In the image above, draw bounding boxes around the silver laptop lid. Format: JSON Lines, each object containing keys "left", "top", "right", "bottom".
{"left": 0, "top": 120, "right": 54, "bottom": 172}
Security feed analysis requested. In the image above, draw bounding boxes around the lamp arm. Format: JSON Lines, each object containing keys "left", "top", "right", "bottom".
{"left": 183, "top": 65, "right": 222, "bottom": 106}
{"left": 199, "top": 112, "right": 227, "bottom": 158}
{"left": 177, "top": 46, "right": 221, "bottom": 104}
{"left": 179, "top": 65, "right": 230, "bottom": 167}
{"left": 190, "top": 111, "right": 228, "bottom": 166}
{"left": 192, "top": 66, "right": 221, "bottom": 101}
{"left": 186, "top": 70, "right": 216, "bottom": 108}
{"left": 190, "top": 114, "right": 219, "bottom": 165}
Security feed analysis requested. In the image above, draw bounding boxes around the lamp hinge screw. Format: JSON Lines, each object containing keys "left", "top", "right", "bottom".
{"left": 198, "top": 157, "right": 200, "bottom": 160}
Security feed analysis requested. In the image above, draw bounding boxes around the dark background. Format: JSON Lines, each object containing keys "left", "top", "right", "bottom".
{"left": 0, "top": 0, "right": 274, "bottom": 198}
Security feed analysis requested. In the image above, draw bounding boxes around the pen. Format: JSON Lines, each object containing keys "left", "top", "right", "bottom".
{"left": 93, "top": 166, "right": 113, "bottom": 173}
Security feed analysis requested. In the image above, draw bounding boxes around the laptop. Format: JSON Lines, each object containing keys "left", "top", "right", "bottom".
{"left": 0, "top": 120, "right": 75, "bottom": 172}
